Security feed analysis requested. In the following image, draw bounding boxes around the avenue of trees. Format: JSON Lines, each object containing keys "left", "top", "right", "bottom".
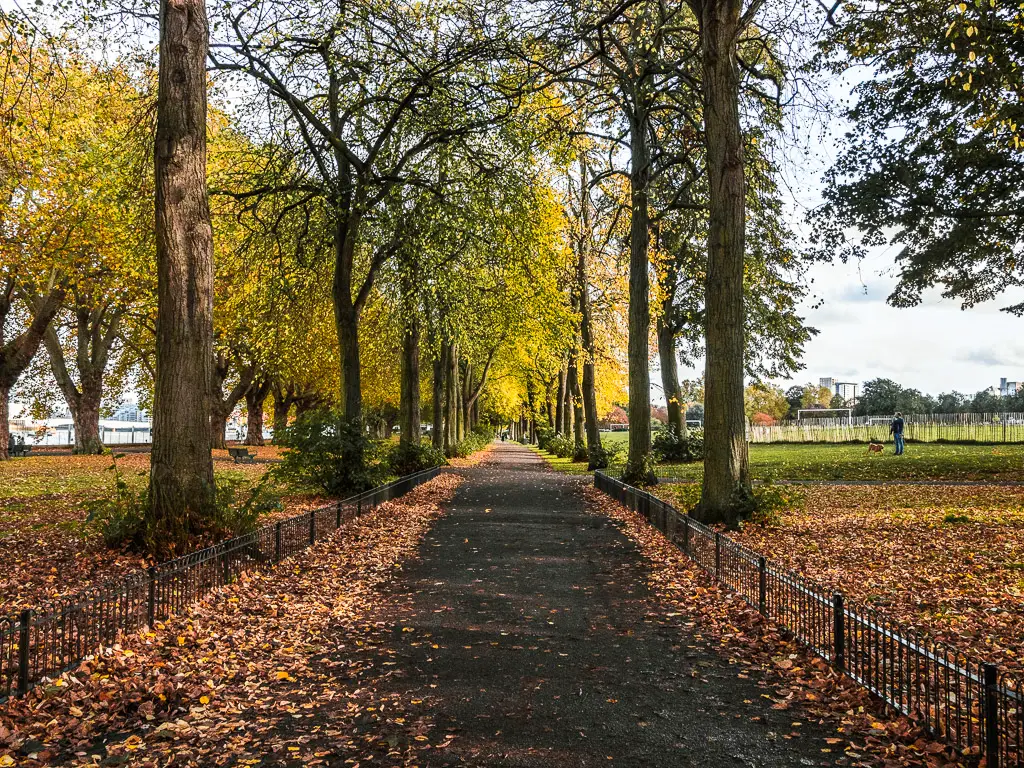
{"left": 2, "top": 0, "right": 1019, "bottom": 541}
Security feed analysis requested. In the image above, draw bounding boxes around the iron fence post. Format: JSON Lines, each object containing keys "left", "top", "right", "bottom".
{"left": 147, "top": 566, "right": 157, "bottom": 627}
{"left": 222, "top": 546, "right": 231, "bottom": 585}
{"left": 274, "top": 522, "right": 282, "bottom": 562}
{"left": 833, "top": 593, "right": 846, "bottom": 672}
{"left": 336, "top": 502, "right": 342, "bottom": 528}
{"left": 17, "top": 608, "right": 31, "bottom": 696}
{"left": 714, "top": 532, "right": 721, "bottom": 581}
{"left": 309, "top": 511, "right": 316, "bottom": 545}
{"left": 357, "top": 498, "right": 362, "bottom": 517}
{"left": 983, "top": 663, "right": 1000, "bottom": 768}
{"left": 758, "top": 557, "right": 767, "bottom": 616}
{"left": 665, "top": 505, "right": 677, "bottom": 541}
{"left": 682, "top": 515, "right": 690, "bottom": 554}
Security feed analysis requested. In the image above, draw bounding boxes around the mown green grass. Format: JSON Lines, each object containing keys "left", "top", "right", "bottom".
{"left": 534, "top": 437, "right": 1024, "bottom": 483}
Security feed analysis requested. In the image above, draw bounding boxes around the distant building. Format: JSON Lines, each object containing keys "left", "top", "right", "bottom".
{"left": 817, "top": 377, "right": 858, "bottom": 406}
{"left": 112, "top": 403, "right": 150, "bottom": 422}
{"left": 999, "top": 378, "right": 1022, "bottom": 397}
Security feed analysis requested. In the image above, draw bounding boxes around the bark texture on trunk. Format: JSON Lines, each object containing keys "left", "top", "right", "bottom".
{"left": 431, "top": 352, "right": 444, "bottom": 450}
{"left": 567, "top": 354, "right": 586, "bottom": 460}
{"left": 0, "top": 280, "right": 64, "bottom": 460}
{"left": 148, "top": 0, "right": 216, "bottom": 554}
{"left": 37, "top": 300, "right": 123, "bottom": 454}
{"left": 698, "top": 0, "right": 751, "bottom": 524}
{"left": 657, "top": 320, "right": 685, "bottom": 435}
{"left": 244, "top": 378, "right": 271, "bottom": 446}
{"left": 577, "top": 244, "right": 605, "bottom": 469}
{"left": 399, "top": 314, "right": 421, "bottom": 446}
{"left": 272, "top": 382, "right": 295, "bottom": 439}
{"left": 442, "top": 342, "right": 459, "bottom": 453}
{"left": 333, "top": 216, "right": 364, "bottom": 424}
{"left": 555, "top": 366, "right": 566, "bottom": 436}
{"left": 0, "top": 387, "right": 10, "bottom": 461}
{"left": 623, "top": 111, "right": 656, "bottom": 486}
{"left": 210, "top": 353, "right": 252, "bottom": 450}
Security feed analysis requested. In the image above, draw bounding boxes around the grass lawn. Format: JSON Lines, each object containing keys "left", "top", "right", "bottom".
{"left": 0, "top": 446, "right": 326, "bottom": 616}
{"left": 653, "top": 482, "right": 1024, "bottom": 674}
{"left": 534, "top": 438, "right": 1024, "bottom": 483}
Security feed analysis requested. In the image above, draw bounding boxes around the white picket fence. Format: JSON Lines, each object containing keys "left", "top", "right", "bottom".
{"left": 749, "top": 412, "right": 1024, "bottom": 444}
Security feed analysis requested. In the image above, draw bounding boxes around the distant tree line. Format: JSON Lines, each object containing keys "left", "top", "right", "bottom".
{"left": 786, "top": 378, "right": 1024, "bottom": 418}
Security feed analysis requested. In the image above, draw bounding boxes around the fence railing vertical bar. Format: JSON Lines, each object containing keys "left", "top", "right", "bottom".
{"left": 0, "top": 466, "right": 442, "bottom": 705}
{"left": 593, "top": 471, "right": 1023, "bottom": 766}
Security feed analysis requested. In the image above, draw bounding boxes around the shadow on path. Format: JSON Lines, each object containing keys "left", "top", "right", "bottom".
{"left": 373, "top": 442, "right": 845, "bottom": 767}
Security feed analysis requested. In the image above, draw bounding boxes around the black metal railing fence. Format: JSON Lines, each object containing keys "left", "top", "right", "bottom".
{"left": 594, "top": 471, "right": 1023, "bottom": 767}
{"left": 0, "top": 466, "right": 441, "bottom": 703}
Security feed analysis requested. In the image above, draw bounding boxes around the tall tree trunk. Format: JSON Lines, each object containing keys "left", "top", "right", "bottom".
{"left": 623, "top": 109, "right": 655, "bottom": 485}
{"left": 148, "top": 0, "right": 216, "bottom": 554}
{"left": 567, "top": 353, "right": 586, "bottom": 460}
{"left": 0, "top": 387, "right": 10, "bottom": 461}
{"left": 0, "top": 280, "right": 65, "bottom": 460}
{"left": 209, "top": 354, "right": 250, "bottom": 450}
{"left": 577, "top": 252, "right": 605, "bottom": 470}
{"left": 576, "top": 158, "right": 605, "bottom": 469}
{"left": 37, "top": 302, "right": 121, "bottom": 455}
{"left": 271, "top": 383, "right": 294, "bottom": 439}
{"left": 331, "top": 209, "right": 366, "bottom": 424}
{"left": 458, "top": 360, "right": 469, "bottom": 442}
{"left": 443, "top": 342, "right": 459, "bottom": 453}
{"left": 657, "top": 240, "right": 687, "bottom": 438}
{"left": 555, "top": 366, "right": 566, "bottom": 436}
{"left": 70, "top": 376, "right": 104, "bottom": 454}
{"left": 698, "top": 0, "right": 751, "bottom": 524}
{"left": 432, "top": 350, "right": 444, "bottom": 450}
{"left": 658, "top": 320, "right": 685, "bottom": 435}
{"left": 244, "top": 379, "right": 270, "bottom": 446}
{"left": 400, "top": 314, "right": 421, "bottom": 447}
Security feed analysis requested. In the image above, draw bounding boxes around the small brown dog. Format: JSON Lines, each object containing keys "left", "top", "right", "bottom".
{"left": 868, "top": 442, "right": 884, "bottom": 453}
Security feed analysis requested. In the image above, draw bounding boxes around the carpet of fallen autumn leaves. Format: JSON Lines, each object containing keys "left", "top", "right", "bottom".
{"left": 0, "top": 472, "right": 462, "bottom": 767}
{"left": 585, "top": 485, "right": 982, "bottom": 768}
{"left": 0, "top": 447, "right": 326, "bottom": 616}
{"left": 655, "top": 483, "right": 1024, "bottom": 677}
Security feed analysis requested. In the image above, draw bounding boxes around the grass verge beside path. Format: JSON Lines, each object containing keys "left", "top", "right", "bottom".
{"left": 534, "top": 441, "right": 1024, "bottom": 483}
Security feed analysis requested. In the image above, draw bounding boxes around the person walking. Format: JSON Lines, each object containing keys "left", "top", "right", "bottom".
{"left": 890, "top": 411, "right": 906, "bottom": 455}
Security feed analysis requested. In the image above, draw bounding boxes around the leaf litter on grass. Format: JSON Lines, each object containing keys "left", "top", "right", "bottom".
{"left": 0, "top": 472, "right": 462, "bottom": 767}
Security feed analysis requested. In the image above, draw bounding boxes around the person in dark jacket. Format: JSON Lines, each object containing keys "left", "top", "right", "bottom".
{"left": 890, "top": 412, "right": 905, "bottom": 455}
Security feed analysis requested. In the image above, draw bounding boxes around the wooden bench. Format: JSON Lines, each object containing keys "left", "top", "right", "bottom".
{"left": 228, "top": 446, "right": 256, "bottom": 464}
{"left": 8, "top": 443, "right": 32, "bottom": 458}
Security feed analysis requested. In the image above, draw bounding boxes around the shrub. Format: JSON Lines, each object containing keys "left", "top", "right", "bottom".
{"left": 389, "top": 440, "right": 447, "bottom": 475}
{"left": 546, "top": 435, "right": 574, "bottom": 458}
{"left": 85, "top": 457, "right": 282, "bottom": 552}
{"left": 652, "top": 426, "right": 704, "bottom": 463}
{"left": 273, "top": 410, "right": 391, "bottom": 496}
{"left": 536, "top": 426, "right": 555, "bottom": 450}
{"left": 587, "top": 443, "right": 609, "bottom": 470}
{"left": 448, "top": 430, "right": 492, "bottom": 458}
{"left": 747, "top": 482, "right": 805, "bottom": 526}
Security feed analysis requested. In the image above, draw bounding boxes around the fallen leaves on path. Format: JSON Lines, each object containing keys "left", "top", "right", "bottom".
{"left": 585, "top": 483, "right": 972, "bottom": 768}
{"left": 0, "top": 472, "right": 461, "bottom": 767}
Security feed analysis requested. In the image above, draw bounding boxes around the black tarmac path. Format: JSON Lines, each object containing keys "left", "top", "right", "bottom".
{"left": 373, "top": 442, "right": 849, "bottom": 767}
